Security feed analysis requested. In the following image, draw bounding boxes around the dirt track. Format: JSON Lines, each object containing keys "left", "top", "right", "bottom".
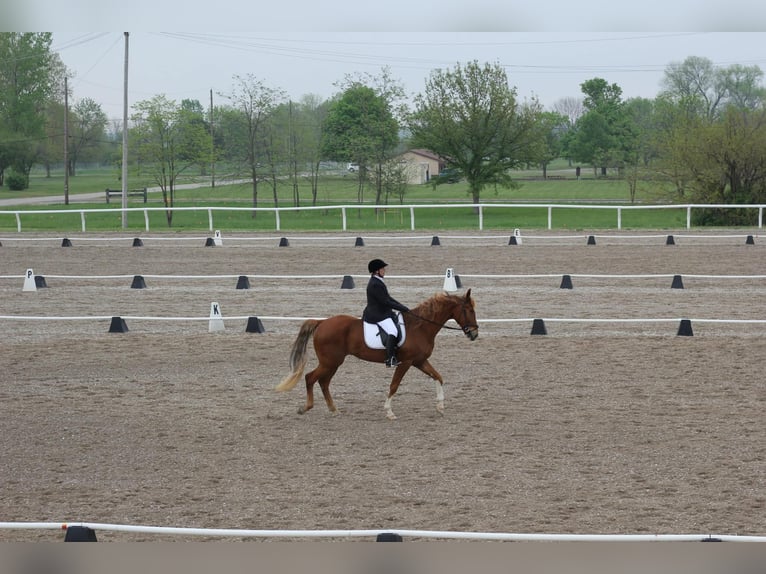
{"left": 1, "top": 232, "right": 765, "bottom": 541}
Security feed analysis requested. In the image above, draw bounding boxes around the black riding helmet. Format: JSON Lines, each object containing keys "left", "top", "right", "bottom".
{"left": 368, "top": 258, "right": 388, "bottom": 273}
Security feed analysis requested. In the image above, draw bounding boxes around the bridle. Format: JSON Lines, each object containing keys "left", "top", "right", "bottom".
{"left": 406, "top": 300, "right": 478, "bottom": 339}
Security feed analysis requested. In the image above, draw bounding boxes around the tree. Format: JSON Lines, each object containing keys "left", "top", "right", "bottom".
{"left": 0, "top": 33, "right": 61, "bottom": 186}
{"left": 661, "top": 56, "right": 766, "bottom": 120}
{"left": 68, "top": 97, "right": 107, "bottom": 175}
{"left": 220, "top": 74, "right": 286, "bottom": 214}
{"left": 567, "top": 78, "right": 629, "bottom": 177}
{"left": 131, "top": 94, "right": 209, "bottom": 226}
{"left": 534, "top": 111, "right": 567, "bottom": 178}
{"left": 321, "top": 84, "right": 399, "bottom": 204}
{"left": 408, "top": 60, "right": 543, "bottom": 205}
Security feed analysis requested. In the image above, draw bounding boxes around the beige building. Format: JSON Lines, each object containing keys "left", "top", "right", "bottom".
{"left": 397, "top": 149, "right": 445, "bottom": 185}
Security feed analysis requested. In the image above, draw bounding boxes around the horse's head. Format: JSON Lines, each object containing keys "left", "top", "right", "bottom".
{"left": 453, "top": 289, "right": 478, "bottom": 341}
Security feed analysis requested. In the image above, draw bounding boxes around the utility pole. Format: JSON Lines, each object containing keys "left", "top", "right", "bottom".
{"left": 210, "top": 88, "right": 215, "bottom": 188}
{"left": 121, "top": 32, "right": 129, "bottom": 228}
{"left": 63, "top": 76, "right": 69, "bottom": 205}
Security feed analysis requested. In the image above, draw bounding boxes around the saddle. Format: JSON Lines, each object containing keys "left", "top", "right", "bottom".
{"left": 363, "top": 311, "right": 406, "bottom": 350}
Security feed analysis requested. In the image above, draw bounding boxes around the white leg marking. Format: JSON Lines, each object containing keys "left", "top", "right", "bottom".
{"left": 435, "top": 382, "right": 444, "bottom": 414}
{"left": 384, "top": 396, "right": 396, "bottom": 420}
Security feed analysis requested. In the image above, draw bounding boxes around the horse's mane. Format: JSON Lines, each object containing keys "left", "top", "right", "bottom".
{"left": 409, "top": 291, "right": 474, "bottom": 324}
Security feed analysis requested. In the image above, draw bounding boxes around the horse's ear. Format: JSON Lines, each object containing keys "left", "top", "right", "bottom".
{"left": 465, "top": 288, "right": 472, "bottom": 300}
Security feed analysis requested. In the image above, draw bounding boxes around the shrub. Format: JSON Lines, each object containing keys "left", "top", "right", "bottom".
{"left": 5, "top": 170, "right": 29, "bottom": 191}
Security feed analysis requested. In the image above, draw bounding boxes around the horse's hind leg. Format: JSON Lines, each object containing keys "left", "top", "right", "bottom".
{"left": 299, "top": 364, "right": 339, "bottom": 415}
{"left": 298, "top": 368, "right": 320, "bottom": 414}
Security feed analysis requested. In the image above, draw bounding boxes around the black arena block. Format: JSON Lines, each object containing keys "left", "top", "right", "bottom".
{"left": 204, "top": 237, "right": 215, "bottom": 246}
{"left": 245, "top": 316, "right": 266, "bottom": 333}
{"left": 34, "top": 275, "right": 48, "bottom": 288}
{"left": 677, "top": 319, "right": 694, "bottom": 337}
{"left": 340, "top": 275, "right": 355, "bottom": 289}
{"left": 671, "top": 274, "right": 685, "bottom": 289}
{"left": 279, "top": 237, "right": 289, "bottom": 247}
{"left": 666, "top": 235, "right": 675, "bottom": 245}
{"left": 355, "top": 237, "right": 365, "bottom": 246}
{"left": 509, "top": 235, "right": 519, "bottom": 245}
{"left": 132, "top": 237, "right": 144, "bottom": 247}
{"left": 531, "top": 318, "right": 547, "bottom": 335}
{"left": 130, "top": 275, "right": 146, "bottom": 289}
{"left": 108, "top": 316, "right": 129, "bottom": 333}
{"left": 560, "top": 274, "right": 573, "bottom": 289}
{"left": 430, "top": 236, "right": 441, "bottom": 246}
{"left": 746, "top": 235, "right": 755, "bottom": 245}
{"left": 586, "top": 235, "right": 596, "bottom": 245}
{"left": 236, "top": 275, "right": 251, "bottom": 289}
{"left": 61, "top": 238, "right": 72, "bottom": 247}
{"left": 64, "top": 525, "right": 98, "bottom": 542}
{"left": 376, "top": 532, "right": 403, "bottom": 542}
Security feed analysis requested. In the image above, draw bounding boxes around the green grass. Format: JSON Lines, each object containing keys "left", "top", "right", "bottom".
{"left": 0, "top": 164, "right": 703, "bottom": 232}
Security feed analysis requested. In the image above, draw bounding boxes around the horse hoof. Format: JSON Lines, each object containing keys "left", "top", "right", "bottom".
{"left": 386, "top": 412, "right": 397, "bottom": 421}
{"left": 436, "top": 403, "right": 445, "bottom": 415}
{"left": 297, "top": 407, "right": 306, "bottom": 415}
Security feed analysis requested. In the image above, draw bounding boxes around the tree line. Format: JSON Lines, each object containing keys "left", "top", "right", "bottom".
{"left": 2, "top": 33, "right": 766, "bottom": 226}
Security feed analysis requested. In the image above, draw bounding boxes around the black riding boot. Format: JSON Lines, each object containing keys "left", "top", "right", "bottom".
{"left": 385, "top": 336, "right": 400, "bottom": 367}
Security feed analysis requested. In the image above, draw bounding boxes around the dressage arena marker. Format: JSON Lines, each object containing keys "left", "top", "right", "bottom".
{"left": 531, "top": 318, "right": 547, "bottom": 335}
{"left": 208, "top": 302, "right": 224, "bottom": 332}
{"left": 355, "top": 237, "right": 364, "bottom": 246}
{"left": 213, "top": 230, "right": 223, "bottom": 246}
{"left": 746, "top": 234, "right": 755, "bottom": 244}
{"left": 587, "top": 235, "right": 596, "bottom": 245}
{"left": 132, "top": 237, "right": 143, "bottom": 247}
{"left": 279, "top": 237, "right": 289, "bottom": 247}
{"left": 130, "top": 275, "right": 146, "bottom": 289}
{"left": 108, "top": 316, "right": 129, "bottom": 333}
{"left": 509, "top": 228, "right": 523, "bottom": 245}
{"left": 204, "top": 237, "right": 215, "bottom": 246}
{"left": 443, "top": 268, "right": 458, "bottom": 292}
{"left": 341, "top": 275, "right": 355, "bottom": 289}
{"left": 22, "top": 268, "right": 36, "bottom": 292}
{"left": 559, "top": 274, "right": 573, "bottom": 289}
{"left": 677, "top": 319, "right": 694, "bottom": 336}
{"left": 671, "top": 274, "right": 685, "bottom": 289}
{"left": 666, "top": 235, "right": 676, "bottom": 245}
{"left": 245, "top": 316, "right": 265, "bottom": 333}
{"left": 236, "top": 275, "right": 250, "bottom": 289}
{"left": 61, "top": 238, "right": 72, "bottom": 247}
{"left": 430, "top": 235, "right": 441, "bottom": 246}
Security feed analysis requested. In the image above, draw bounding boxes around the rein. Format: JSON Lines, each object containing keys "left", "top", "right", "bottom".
{"left": 405, "top": 301, "right": 477, "bottom": 334}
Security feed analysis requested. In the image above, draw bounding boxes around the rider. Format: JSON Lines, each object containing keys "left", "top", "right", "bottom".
{"left": 363, "top": 258, "right": 410, "bottom": 367}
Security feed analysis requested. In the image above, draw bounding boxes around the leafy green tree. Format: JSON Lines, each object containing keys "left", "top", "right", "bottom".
{"left": 535, "top": 111, "right": 567, "bottom": 178}
{"left": 0, "top": 32, "right": 61, "bottom": 186}
{"left": 131, "top": 94, "right": 209, "bottom": 226}
{"left": 568, "top": 78, "right": 630, "bottom": 177}
{"left": 408, "top": 60, "right": 543, "bottom": 205}
{"left": 322, "top": 83, "right": 399, "bottom": 204}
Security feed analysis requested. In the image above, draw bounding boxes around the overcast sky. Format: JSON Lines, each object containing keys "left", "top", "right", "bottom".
{"left": 47, "top": 31, "right": 766, "bottom": 123}
{"left": 3, "top": 1, "right": 766, "bottom": 122}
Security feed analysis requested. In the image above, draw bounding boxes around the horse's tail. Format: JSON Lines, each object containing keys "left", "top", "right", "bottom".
{"left": 275, "top": 319, "right": 321, "bottom": 392}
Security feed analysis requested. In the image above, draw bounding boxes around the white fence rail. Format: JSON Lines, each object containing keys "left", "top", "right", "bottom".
{"left": 1, "top": 203, "right": 765, "bottom": 232}
{"left": 2, "top": 521, "right": 766, "bottom": 542}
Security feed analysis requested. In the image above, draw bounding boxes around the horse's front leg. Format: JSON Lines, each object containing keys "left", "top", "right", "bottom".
{"left": 415, "top": 360, "right": 445, "bottom": 415}
{"left": 384, "top": 364, "right": 411, "bottom": 421}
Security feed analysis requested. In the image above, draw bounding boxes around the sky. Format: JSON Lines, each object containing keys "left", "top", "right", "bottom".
{"left": 3, "top": 2, "right": 766, "bottom": 123}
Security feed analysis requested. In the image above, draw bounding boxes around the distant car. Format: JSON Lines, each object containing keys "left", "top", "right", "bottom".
{"left": 347, "top": 163, "right": 359, "bottom": 172}
{"left": 437, "top": 167, "right": 461, "bottom": 183}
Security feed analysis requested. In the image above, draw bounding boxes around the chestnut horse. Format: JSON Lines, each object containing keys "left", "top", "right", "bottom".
{"left": 276, "top": 289, "right": 478, "bottom": 420}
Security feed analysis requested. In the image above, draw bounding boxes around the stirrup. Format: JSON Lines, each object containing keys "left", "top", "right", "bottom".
{"left": 386, "top": 356, "right": 401, "bottom": 367}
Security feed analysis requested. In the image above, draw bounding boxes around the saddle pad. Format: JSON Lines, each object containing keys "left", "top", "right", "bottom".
{"left": 363, "top": 312, "right": 406, "bottom": 349}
